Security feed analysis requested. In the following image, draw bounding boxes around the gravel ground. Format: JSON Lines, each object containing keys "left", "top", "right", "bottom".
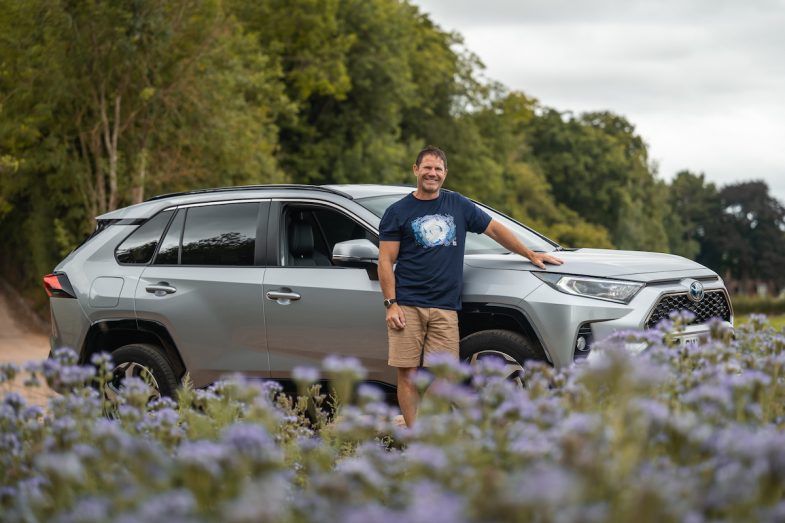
{"left": 0, "top": 283, "right": 55, "bottom": 407}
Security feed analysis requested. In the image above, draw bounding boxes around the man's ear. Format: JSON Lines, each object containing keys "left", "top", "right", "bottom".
{"left": 412, "top": 163, "right": 418, "bottom": 176}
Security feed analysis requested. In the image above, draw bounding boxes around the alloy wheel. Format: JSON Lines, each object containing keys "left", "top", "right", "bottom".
{"left": 468, "top": 349, "right": 525, "bottom": 387}
{"left": 104, "top": 361, "right": 162, "bottom": 405}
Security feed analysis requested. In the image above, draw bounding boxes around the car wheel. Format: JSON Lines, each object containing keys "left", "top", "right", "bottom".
{"left": 460, "top": 329, "right": 544, "bottom": 387}
{"left": 104, "top": 343, "right": 179, "bottom": 405}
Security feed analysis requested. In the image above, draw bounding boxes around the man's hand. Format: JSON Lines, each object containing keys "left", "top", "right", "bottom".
{"left": 386, "top": 303, "right": 406, "bottom": 330}
{"left": 483, "top": 220, "right": 564, "bottom": 270}
{"left": 530, "top": 252, "right": 563, "bottom": 270}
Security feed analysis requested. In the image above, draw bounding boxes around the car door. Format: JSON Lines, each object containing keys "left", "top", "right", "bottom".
{"left": 135, "top": 200, "right": 270, "bottom": 388}
{"left": 262, "top": 200, "right": 393, "bottom": 384}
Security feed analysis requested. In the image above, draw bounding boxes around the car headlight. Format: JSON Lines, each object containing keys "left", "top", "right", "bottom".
{"left": 533, "top": 272, "right": 644, "bottom": 304}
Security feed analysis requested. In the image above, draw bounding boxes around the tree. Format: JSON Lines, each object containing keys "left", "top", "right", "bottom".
{"left": 0, "top": 0, "right": 289, "bottom": 302}
{"left": 233, "top": 0, "right": 484, "bottom": 186}
{"left": 664, "top": 170, "right": 719, "bottom": 259}
{"left": 699, "top": 181, "right": 785, "bottom": 289}
{"left": 63, "top": 1, "right": 288, "bottom": 212}
{"left": 452, "top": 91, "right": 613, "bottom": 248}
{"left": 526, "top": 109, "right": 668, "bottom": 251}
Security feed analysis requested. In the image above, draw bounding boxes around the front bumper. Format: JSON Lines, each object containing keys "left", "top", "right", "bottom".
{"left": 520, "top": 279, "right": 733, "bottom": 368}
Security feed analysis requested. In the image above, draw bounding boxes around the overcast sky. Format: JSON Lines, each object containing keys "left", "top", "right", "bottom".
{"left": 413, "top": 0, "right": 785, "bottom": 205}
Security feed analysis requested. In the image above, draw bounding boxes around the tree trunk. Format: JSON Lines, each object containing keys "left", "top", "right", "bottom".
{"left": 91, "top": 130, "right": 106, "bottom": 216}
{"left": 77, "top": 132, "right": 98, "bottom": 223}
{"left": 132, "top": 147, "right": 147, "bottom": 204}
{"left": 99, "top": 90, "right": 121, "bottom": 211}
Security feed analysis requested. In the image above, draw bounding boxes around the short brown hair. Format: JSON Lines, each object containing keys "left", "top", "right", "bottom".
{"left": 415, "top": 145, "right": 447, "bottom": 170}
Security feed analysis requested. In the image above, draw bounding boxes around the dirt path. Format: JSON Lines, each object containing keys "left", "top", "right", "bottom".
{"left": 0, "top": 284, "right": 55, "bottom": 406}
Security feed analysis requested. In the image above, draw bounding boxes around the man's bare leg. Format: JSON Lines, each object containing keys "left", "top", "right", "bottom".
{"left": 397, "top": 367, "right": 419, "bottom": 427}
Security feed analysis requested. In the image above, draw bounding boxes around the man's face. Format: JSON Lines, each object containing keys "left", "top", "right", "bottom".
{"left": 413, "top": 154, "right": 447, "bottom": 194}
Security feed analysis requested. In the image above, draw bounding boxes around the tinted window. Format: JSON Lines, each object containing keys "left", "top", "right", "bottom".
{"left": 282, "top": 206, "right": 374, "bottom": 267}
{"left": 281, "top": 209, "right": 327, "bottom": 266}
{"left": 181, "top": 203, "right": 259, "bottom": 266}
{"left": 154, "top": 209, "right": 185, "bottom": 265}
{"left": 312, "top": 208, "right": 376, "bottom": 250}
{"left": 115, "top": 211, "right": 173, "bottom": 264}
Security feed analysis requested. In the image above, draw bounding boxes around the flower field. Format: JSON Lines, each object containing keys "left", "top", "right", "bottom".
{"left": 2, "top": 314, "right": 785, "bottom": 522}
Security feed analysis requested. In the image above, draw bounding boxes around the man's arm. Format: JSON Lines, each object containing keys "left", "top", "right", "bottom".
{"left": 483, "top": 219, "right": 563, "bottom": 270}
{"left": 379, "top": 240, "right": 406, "bottom": 329}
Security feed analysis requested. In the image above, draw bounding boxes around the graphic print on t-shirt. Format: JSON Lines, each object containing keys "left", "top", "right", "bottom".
{"left": 411, "top": 214, "right": 457, "bottom": 248}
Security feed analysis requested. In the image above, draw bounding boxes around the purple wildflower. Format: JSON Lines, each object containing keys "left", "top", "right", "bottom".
{"left": 133, "top": 490, "right": 197, "bottom": 521}
{"left": 3, "top": 391, "right": 26, "bottom": 412}
{"left": 221, "top": 422, "right": 282, "bottom": 465}
{"left": 177, "top": 440, "right": 229, "bottom": 477}
{"left": 57, "top": 496, "right": 112, "bottom": 523}
{"left": 322, "top": 355, "right": 367, "bottom": 380}
{"left": 356, "top": 383, "right": 384, "bottom": 403}
{"left": 35, "top": 451, "right": 86, "bottom": 483}
{"left": 336, "top": 456, "right": 387, "bottom": 490}
{"left": 293, "top": 366, "right": 320, "bottom": 385}
{"left": 404, "top": 443, "right": 449, "bottom": 471}
{"left": 402, "top": 480, "right": 468, "bottom": 523}
{"left": 221, "top": 475, "right": 291, "bottom": 523}
{"left": 0, "top": 363, "right": 19, "bottom": 384}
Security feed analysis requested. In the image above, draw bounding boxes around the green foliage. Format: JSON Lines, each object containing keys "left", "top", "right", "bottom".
{"left": 699, "top": 181, "right": 785, "bottom": 287}
{"left": 442, "top": 91, "right": 615, "bottom": 248}
{"left": 230, "top": 0, "right": 495, "bottom": 189}
{"left": 733, "top": 295, "right": 785, "bottom": 316}
{"left": 664, "top": 170, "right": 719, "bottom": 259}
{"left": 526, "top": 109, "right": 669, "bottom": 251}
{"left": 1, "top": 0, "right": 781, "bottom": 305}
{"left": 0, "top": 0, "right": 289, "bottom": 302}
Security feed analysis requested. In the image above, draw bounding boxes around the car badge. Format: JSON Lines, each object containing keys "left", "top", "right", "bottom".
{"left": 687, "top": 280, "right": 705, "bottom": 303}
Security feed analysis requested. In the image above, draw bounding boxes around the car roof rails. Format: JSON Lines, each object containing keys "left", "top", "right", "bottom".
{"left": 146, "top": 184, "right": 354, "bottom": 202}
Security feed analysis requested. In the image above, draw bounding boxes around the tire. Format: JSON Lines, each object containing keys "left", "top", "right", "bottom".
{"left": 460, "top": 329, "right": 545, "bottom": 386}
{"left": 104, "top": 343, "right": 179, "bottom": 404}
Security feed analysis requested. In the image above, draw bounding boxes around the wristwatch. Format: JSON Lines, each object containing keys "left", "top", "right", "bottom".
{"left": 383, "top": 298, "right": 397, "bottom": 308}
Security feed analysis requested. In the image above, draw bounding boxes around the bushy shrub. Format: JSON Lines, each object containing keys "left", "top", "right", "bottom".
{"left": 2, "top": 315, "right": 785, "bottom": 522}
{"left": 732, "top": 294, "right": 785, "bottom": 315}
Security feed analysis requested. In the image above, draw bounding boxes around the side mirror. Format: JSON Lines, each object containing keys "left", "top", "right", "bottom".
{"left": 332, "top": 239, "right": 379, "bottom": 267}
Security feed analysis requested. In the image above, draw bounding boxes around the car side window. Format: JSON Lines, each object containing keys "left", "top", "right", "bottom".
{"left": 115, "top": 210, "right": 173, "bottom": 264}
{"left": 312, "top": 208, "right": 377, "bottom": 250}
{"left": 283, "top": 205, "right": 375, "bottom": 267}
{"left": 180, "top": 203, "right": 259, "bottom": 266}
{"left": 153, "top": 209, "right": 185, "bottom": 265}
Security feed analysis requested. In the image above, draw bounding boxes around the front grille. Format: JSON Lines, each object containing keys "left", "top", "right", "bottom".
{"left": 645, "top": 290, "right": 731, "bottom": 329}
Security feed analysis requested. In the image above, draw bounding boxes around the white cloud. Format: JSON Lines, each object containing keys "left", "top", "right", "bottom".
{"left": 414, "top": 0, "right": 785, "bottom": 203}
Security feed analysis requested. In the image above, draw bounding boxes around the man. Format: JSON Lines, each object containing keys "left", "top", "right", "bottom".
{"left": 378, "top": 145, "right": 563, "bottom": 427}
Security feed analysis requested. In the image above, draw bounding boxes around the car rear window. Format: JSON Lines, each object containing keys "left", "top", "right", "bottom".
{"left": 115, "top": 210, "right": 174, "bottom": 264}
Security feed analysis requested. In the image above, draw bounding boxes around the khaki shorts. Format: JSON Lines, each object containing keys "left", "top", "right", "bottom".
{"left": 388, "top": 305, "right": 459, "bottom": 368}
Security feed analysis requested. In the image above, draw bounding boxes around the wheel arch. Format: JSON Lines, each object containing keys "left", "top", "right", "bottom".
{"left": 80, "top": 319, "right": 187, "bottom": 379}
{"left": 458, "top": 303, "right": 551, "bottom": 363}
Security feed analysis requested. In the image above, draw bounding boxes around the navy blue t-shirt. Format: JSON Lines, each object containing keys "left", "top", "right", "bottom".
{"left": 379, "top": 190, "right": 492, "bottom": 310}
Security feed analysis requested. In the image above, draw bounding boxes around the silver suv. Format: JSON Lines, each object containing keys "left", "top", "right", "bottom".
{"left": 45, "top": 184, "right": 733, "bottom": 397}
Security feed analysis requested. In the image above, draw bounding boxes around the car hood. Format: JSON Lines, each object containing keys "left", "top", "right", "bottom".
{"left": 465, "top": 248, "right": 718, "bottom": 282}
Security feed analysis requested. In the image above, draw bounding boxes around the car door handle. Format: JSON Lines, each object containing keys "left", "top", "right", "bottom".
{"left": 145, "top": 283, "right": 177, "bottom": 295}
{"left": 266, "top": 290, "right": 301, "bottom": 301}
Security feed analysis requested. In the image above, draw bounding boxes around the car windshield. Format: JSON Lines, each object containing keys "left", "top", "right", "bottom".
{"left": 356, "top": 193, "right": 559, "bottom": 254}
